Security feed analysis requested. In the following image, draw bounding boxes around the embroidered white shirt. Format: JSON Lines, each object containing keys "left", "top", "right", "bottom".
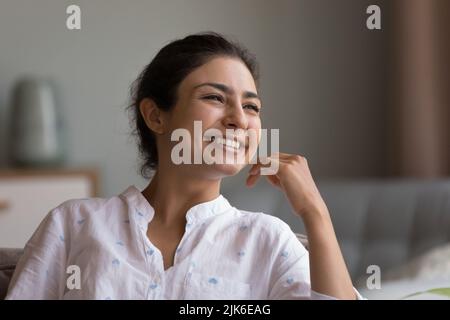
{"left": 6, "top": 185, "right": 362, "bottom": 300}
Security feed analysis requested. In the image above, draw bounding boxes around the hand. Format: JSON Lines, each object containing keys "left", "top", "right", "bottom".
{"left": 246, "top": 152, "right": 328, "bottom": 220}
{"left": 247, "top": 153, "right": 356, "bottom": 299}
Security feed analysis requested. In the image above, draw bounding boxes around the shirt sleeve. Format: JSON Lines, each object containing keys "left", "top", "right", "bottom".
{"left": 267, "top": 221, "right": 365, "bottom": 300}
{"left": 5, "top": 208, "right": 68, "bottom": 300}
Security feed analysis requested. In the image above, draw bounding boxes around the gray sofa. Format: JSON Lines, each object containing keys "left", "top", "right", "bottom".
{"left": 0, "top": 248, "right": 23, "bottom": 299}
{"left": 2, "top": 178, "right": 450, "bottom": 299}
{"left": 223, "top": 178, "right": 450, "bottom": 281}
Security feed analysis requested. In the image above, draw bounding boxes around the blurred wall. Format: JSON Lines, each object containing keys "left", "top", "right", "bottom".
{"left": 0, "top": 0, "right": 387, "bottom": 197}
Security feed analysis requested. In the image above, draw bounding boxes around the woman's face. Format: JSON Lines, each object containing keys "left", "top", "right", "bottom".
{"left": 161, "top": 56, "right": 262, "bottom": 179}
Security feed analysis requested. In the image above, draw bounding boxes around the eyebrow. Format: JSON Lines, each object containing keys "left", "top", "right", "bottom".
{"left": 193, "top": 82, "right": 260, "bottom": 100}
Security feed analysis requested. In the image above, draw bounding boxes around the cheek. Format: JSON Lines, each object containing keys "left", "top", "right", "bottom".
{"left": 250, "top": 116, "right": 261, "bottom": 128}
{"left": 195, "top": 109, "right": 219, "bottom": 124}
{"left": 168, "top": 102, "right": 213, "bottom": 130}
{"left": 248, "top": 118, "right": 262, "bottom": 140}
{"left": 246, "top": 118, "right": 262, "bottom": 158}
{"left": 188, "top": 100, "right": 212, "bottom": 117}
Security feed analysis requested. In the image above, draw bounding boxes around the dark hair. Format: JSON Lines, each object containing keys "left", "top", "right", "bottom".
{"left": 127, "top": 32, "right": 260, "bottom": 178}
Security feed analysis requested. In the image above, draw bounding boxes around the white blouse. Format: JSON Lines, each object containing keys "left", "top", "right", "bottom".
{"left": 6, "top": 185, "right": 362, "bottom": 300}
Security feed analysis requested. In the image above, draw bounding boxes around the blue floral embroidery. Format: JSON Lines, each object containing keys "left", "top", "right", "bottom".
{"left": 116, "top": 241, "right": 124, "bottom": 246}
{"left": 286, "top": 277, "right": 294, "bottom": 285}
{"left": 112, "top": 259, "right": 120, "bottom": 266}
{"left": 280, "top": 250, "right": 289, "bottom": 258}
{"left": 146, "top": 249, "right": 154, "bottom": 256}
{"left": 239, "top": 225, "right": 249, "bottom": 231}
{"left": 149, "top": 283, "right": 158, "bottom": 290}
{"left": 208, "top": 277, "right": 218, "bottom": 284}
{"left": 77, "top": 218, "right": 86, "bottom": 225}
{"left": 238, "top": 250, "right": 245, "bottom": 257}
{"left": 136, "top": 210, "right": 144, "bottom": 217}
{"left": 59, "top": 235, "right": 65, "bottom": 242}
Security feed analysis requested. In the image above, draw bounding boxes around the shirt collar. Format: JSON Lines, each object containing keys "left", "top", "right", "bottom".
{"left": 120, "top": 185, "right": 232, "bottom": 225}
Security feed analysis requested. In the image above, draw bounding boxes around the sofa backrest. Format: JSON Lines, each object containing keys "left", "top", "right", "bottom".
{"left": 222, "top": 178, "right": 450, "bottom": 281}
{"left": 0, "top": 248, "right": 23, "bottom": 299}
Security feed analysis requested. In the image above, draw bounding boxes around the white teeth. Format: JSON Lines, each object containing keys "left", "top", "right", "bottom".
{"left": 205, "top": 136, "right": 241, "bottom": 149}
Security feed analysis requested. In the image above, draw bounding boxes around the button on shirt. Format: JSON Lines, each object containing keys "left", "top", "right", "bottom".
{"left": 6, "top": 185, "right": 362, "bottom": 300}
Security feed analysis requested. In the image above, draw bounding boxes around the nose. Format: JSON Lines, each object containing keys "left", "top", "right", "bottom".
{"left": 222, "top": 102, "right": 249, "bottom": 130}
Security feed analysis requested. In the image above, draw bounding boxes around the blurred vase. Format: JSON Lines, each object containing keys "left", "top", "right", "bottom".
{"left": 9, "top": 77, "right": 66, "bottom": 167}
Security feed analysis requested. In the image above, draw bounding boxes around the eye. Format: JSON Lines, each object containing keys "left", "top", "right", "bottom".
{"left": 203, "top": 94, "right": 224, "bottom": 103}
{"left": 243, "top": 104, "right": 260, "bottom": 113}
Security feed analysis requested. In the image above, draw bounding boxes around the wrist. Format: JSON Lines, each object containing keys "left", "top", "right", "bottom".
{"left": 301, "top": 204, "right": 332, "bottom": 231}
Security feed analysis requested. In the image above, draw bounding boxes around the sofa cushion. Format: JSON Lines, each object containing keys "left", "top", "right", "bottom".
{"left": 383, "top": 243, "right": 450, "bottom": 282}
{"left": 0, "top": 248, "right": 24, "bottom": 300}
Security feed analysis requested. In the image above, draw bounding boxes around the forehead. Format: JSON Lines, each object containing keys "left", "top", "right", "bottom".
{"left": 179, "top": 56, "right": 257, "bottom": 94}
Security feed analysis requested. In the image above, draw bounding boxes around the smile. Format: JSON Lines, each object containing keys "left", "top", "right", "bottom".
{"left": 204, "top": 136, "right": 242, "bottom": 150}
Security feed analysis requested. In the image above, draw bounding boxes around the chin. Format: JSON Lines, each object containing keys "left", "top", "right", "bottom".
{"left": 206, "top": 163, "right": 245, "bottom": 178}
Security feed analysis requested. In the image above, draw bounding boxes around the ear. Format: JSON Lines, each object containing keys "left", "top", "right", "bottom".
{"left": 139, "top": 98, "right": 166, "bottom": 134}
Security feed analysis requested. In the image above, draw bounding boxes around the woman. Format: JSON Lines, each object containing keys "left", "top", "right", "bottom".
{"left": 7, "top": 32, "right": 361, "bottom": 300}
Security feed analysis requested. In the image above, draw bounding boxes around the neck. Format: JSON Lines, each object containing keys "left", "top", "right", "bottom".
{"left": 142, "top": 166, "right": 221, "bottom": 227}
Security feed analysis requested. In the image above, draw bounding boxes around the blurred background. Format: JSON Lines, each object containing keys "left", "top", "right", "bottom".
{"left": 0, "top": 0, "right": 392, "bottom": 193}
{"left": 0, "top": 0, "right": 449, "bottom": 299}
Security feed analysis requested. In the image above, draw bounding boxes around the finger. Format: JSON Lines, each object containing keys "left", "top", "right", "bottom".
{"left": 248, "top": 154, "right": 283, "bottom": 175}
{"left": 248, "top": 163, "right": 261, "bottom": 176}
{"left": 266, "top": 174, "right": 281, "bottom": 188}
{"left": 246, "top": 167, "right": 281, "bottom": 188}
{"left": 246, "top": 171, "right": 260, "bottom": 187}
{"left": 247, "top": 160, "right": 282, "bottom": 188}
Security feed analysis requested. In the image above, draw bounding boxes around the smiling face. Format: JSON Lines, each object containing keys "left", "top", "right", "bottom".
{"left": 158, "top": 56, "right": 262, "bottom": 179}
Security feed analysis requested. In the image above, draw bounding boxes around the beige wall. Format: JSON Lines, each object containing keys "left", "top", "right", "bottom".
{"left": 0, "top": 0, "right": 387, "bottom": 196}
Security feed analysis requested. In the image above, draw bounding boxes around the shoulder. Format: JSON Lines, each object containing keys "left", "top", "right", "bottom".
{"left": 229, "top": 207, "right": 296, "bottom": 240}
{"left": 45, "top": 194, "right": 122, "bottom": 226}
{"left": 228, "top": 207, "right": 307, "bottom": 259}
